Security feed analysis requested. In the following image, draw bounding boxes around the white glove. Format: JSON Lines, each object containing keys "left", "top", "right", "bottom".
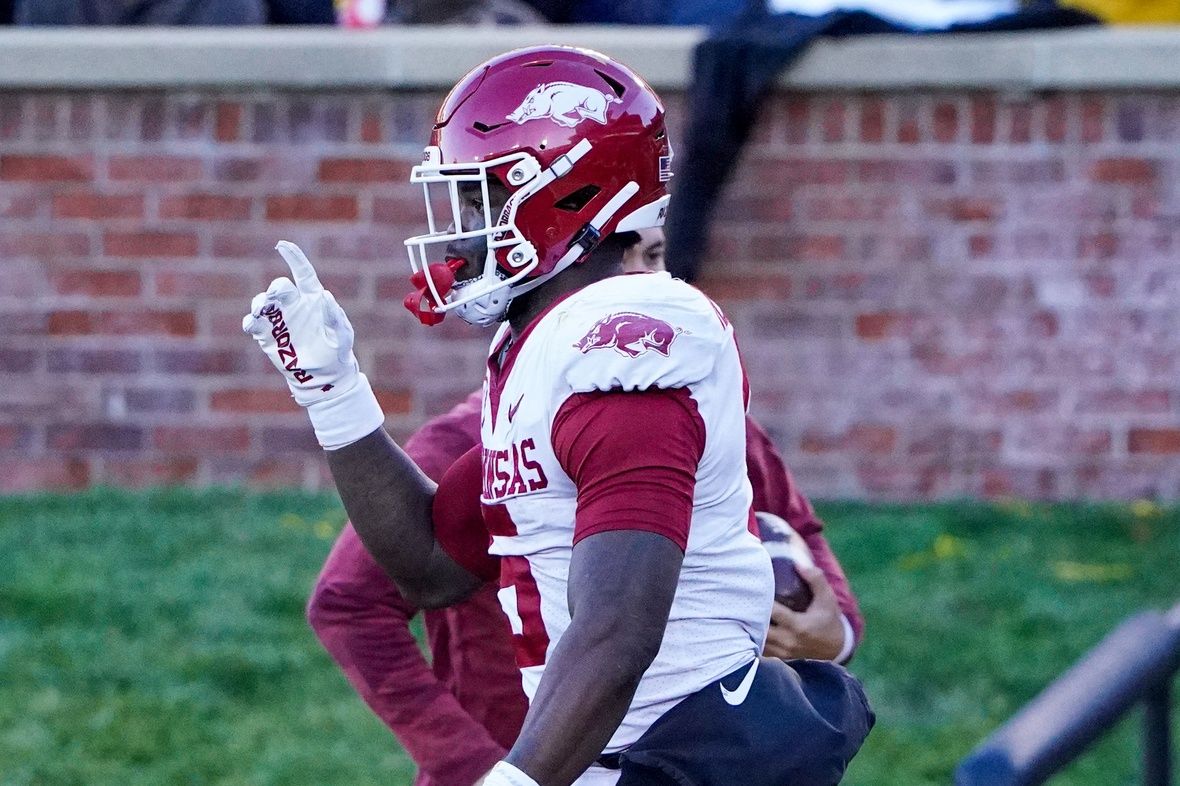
{"left": 242, "top": 241, "right": 384, "bottom": 449}
{"left": 481, "top": 762, "right": 540, "bottom": 786}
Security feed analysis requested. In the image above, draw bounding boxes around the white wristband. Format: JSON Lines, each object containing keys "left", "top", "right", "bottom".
{"left": 482, "top": 761, "right": 541, "bottom": 786}
{"left": 834, "top": 614, "right": 856, "bottom": 665}
{"left": 306, "top": 373, "right": 385, "bottom": 450}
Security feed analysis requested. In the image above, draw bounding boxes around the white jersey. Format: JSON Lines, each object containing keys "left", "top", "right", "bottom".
{"left": 479, "top": 272, "right": 773, "bottom": 754}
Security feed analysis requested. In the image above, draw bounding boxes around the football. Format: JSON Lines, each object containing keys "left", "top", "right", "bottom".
{"left": 755, "top": 512, "right": 815, "bottom": 612}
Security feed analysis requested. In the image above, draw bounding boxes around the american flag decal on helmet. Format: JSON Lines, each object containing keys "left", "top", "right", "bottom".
{"left": 659, "top": 155, "right": 673, "bottom": 182}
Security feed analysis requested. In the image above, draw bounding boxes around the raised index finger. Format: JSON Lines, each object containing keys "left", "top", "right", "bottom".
{"left": 275, "top": 241, "right": 323, "bottom": 294}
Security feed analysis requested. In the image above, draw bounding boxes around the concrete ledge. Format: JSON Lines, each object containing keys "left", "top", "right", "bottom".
{"left": 2, "top": 25, "right": 1180, "bottom": 91}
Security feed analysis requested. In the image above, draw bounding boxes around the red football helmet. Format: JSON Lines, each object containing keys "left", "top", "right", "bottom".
{"left": 403, "top": 45, "right": 673, "bottom": 326}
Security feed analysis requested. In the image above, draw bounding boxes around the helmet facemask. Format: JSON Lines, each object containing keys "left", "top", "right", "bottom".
{"left": 405, "top": 139, "right": 606, "bottom": 326}
{"left": 403, "top": 147, "right": 542, "bottom": 326}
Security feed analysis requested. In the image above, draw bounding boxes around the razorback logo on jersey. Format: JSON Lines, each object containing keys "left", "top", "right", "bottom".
{"left": 482, "top": 439, "right": 549, "bottom": 501}
{"left": 574, "top": 312, "right": 683, "bottom": 358}
{"left": 506, "top": 82, "right": 619, "bottom": 128}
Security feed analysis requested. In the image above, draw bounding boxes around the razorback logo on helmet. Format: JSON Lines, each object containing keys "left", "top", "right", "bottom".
{"left": 506, "top": 82, "right": 620, "bottom": 128}
{"left": 574, "top": 312, "right": 684, "bottom": 358}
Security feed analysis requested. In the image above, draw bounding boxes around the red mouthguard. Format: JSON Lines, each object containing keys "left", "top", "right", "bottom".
{"left": 404, "top": 258, "right": 465, "bottom": 326}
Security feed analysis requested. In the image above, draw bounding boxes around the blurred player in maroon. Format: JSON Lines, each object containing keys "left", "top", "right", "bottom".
{"left": 306, "top": 228, "right": 864, "bottom": 786}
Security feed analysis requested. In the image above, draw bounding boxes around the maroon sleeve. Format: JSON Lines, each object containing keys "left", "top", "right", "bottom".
{"left": 307, "top": 389, "right": 505, "bottom": 786}
{"left": 552, "top": 388, "right": 705, "bottom": 551}
{"left": 307, "top": 525, "right": 504, "bottom": 786}
{"left": 745, "top": 417, "right": 865, "bottom": 647}
{"left": 433, "top": 445, "right": 499, "bottom": 582}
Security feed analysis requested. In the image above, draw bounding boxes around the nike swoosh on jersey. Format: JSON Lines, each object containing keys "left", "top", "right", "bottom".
{"left": 719, "top": 658, "right": 759, "bottom": 706}
{"left": 508, "top": 394, "right": 524, "bottom": 423}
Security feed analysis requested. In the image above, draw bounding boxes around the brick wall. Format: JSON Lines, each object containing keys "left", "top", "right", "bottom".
{"left": 1, "top": 88, "right": 1177, "bottom": 499}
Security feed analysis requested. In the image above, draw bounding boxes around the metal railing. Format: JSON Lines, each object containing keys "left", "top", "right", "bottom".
{"left": 956, "top": 603, "right": 1180, "bottom": 785}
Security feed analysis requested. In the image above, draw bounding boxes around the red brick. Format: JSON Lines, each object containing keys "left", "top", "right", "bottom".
{"left": 318, "top": 157, "right": 411, "bottom": 183}
{"left": 1085, "top": 273, "right": 1116, "bottom": 298}
{"left": 859, "top": 99, "right": 885, "bottom": 143}
{"left": 698, "top": 274, "right": 792, "bottom": 301}
{"left": 373, "top": 195, "right": 425, "bottom": 225}
{"left": 159, "top": 194, "right": 253, "bottom": 221}
{"left": 172, "top": 100, "right": 209, "bottom": 140}
{"left": 0, "top": 232, "right": 90, "bottom": 258}
{"left": 0, "top": 458, "right": 90, "bottom": 492}
{"left": 48, "top": 423, "right": 144, "bottom": 451}
{"left": 153, "top": 425, "right": 250, "bottom": 451}
{"left": 804, "top": 195, "right": 892, "bottom": 222}
{"left": 1128, "top": 429, "right": 1180, "bottom": 454}
{"left": 0, "top": 193, "right": 39, "bottom": 219}
{"left": 0, "top": 349, "right": 39, "bottom": 372}
{"left": 970, "top": 96, "right": 996, "bottom": 144}
{"left": 213, "top": 157, "right": 263, "bottom": 181}
{"left": 256, "top": 425, "right": 321, "bottom": 453}
{"left": 27, "top": 96, "right": 58, "bottom": 140}
{"left": 820, "top": 100, "right": 845, "bottom": 143}
{"left": 926, "top": 197, "right": 1001, "bottom": 222}
{"left": 1078, "top": 389, "right": 1170, "bottom": 414}
{"left": 100, "top": 458, "right": 199, "bottom": 487}
{"left": 374, "top": 389, "right": 413, "bottom": 414}
{"left": 1115, "top": 99, "right": 1147, "bottom": 142}
{"left": 0, "top": 96, "right": 21, "bottom": 139}
{"left": 1080, "top": 98, "right": 1106, "bottom": 142}
{"left": 1013, "top": 426, "right": 1110, "bottom": 457}
{"left": 104, "top": 231, "right": 199, "bottom": 258}
{"left": 52, "top": 192, "right": 145, "bottom": 219}
{"left": 932, "top": 102, "right": 958, "bottom": 143}
{"left": 1028, "top": 310, "right": 1058, "bottom": 338}
{"left": 0, "top": 154, "right": 94, "bottom": 182}
{"left": 1006, "top": 101, "right": 1033, "bottom": 144}
{"left": 800, "top": 431, "right": 840, "bottom": 454}
{"left": 209, "top": 457, "right": 308, "bottom": 487}
{"left": 1077, "top": 231, "right": 1119, "bottom": 260}
{"left": 0, "top": 312, "right": 48, "bottom": 335}
{"left": 155, "top": 270, "right": 253, "bottom": 298}
{"left": 1091, "top": 158, "right": 1157, "bottom": 184}
{"left": 48, "top": 310, "right": 196, "bottom": 337}
{"left": 849, "top": 425, "right": 897, "bottom": 455}
{"left": 994, "top": 390, "right": 1059, "bottom": 414}
{"left": 0, "top": 425, "right": 34, "bottom": 450}
{"left": 140, "top": 96, "right": 165, "bottom": 141}
{"left": 968, "top": 234, "right": 995, "bottom": 258}
{"left": 108, "top": 155, "right": 202, "bottom": 181}
{"left": 897, "top": 103, "right": 920, "bottom": 144}
{"left": 50, "top": 270, "right": 142, "bottom": 297}
{"left": 265, "top": 194, "right": 359, "bottom": 222}
{"left": 211, "top": 388, "right": 296, "bottom": 413}
{"left": 856, "top": 312, "right": 907, "bottom": 340}
{"left": 152, "top": 349, "right": 252, "bottom": 374}
{"left": 210, "top": 231, "right": 277, "bottom": 259}
{"left": 783, "top": 98, "right": 809, "bottom": 145}
{"left": 215, "top": 101, "right": 242, "bottom": 142}
{"left": 47, "top": 349, "right": 142, "bottom": 373}
{"left": 360, "top": 109, "right": 383, "bottom": 143}
{"left": 1044, "top": 97, "right": 1068, "bottom": 143}
{"left": 315, "top": 273, "right": 362, "bottom": 298}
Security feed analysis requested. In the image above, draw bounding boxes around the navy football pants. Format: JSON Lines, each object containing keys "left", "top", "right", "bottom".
{"left": 607, "top": 658, "right": 874, "bottom": 786}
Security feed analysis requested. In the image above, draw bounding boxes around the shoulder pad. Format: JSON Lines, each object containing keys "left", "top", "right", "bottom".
{"left": 549, "top": 274, "right": 731, "bottom": 393}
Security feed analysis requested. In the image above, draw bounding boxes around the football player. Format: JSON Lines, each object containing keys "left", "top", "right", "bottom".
{"left": 245, "top": 46, "right": 872, "bottom": 786}
{"left": 306, "top": 227, "right": 864, "bottom": 786}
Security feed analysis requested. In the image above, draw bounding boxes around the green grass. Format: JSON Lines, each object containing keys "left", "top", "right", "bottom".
{"left": 0, "top": 490, "right": 1177, "bottom": 785}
